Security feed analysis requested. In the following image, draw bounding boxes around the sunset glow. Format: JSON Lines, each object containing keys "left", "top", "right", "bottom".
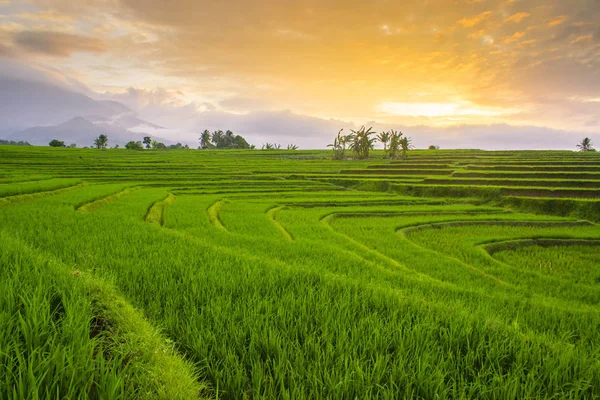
{"left": 1, "top": 0, "right": 599, "bottom": 148}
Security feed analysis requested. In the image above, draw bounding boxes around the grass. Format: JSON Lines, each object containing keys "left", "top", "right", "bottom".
{"left": 1, "top": 145, "right": 599, "bottom": 398}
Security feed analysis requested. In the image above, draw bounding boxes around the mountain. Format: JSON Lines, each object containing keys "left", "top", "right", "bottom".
{"left": 0, "top": 79, "right": 132, "bottom": 131}
{"left": 87, "top": 114, "right": 165, "bottom": 131}
{"left": 9, "top": 117, "right": 169, "bottom": 147}
{"left": 0, "top": 78, "right": 173, "bottom": 146}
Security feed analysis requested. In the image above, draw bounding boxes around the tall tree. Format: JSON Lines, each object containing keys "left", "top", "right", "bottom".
{"left": 225, "top": 130, "right": 235, "bottom": 147}
{"left": 143, "top": 136, "right": 152, "bottom": 149}
{"left": 94, "top": 134, "right": 108, "bottom": 149}
{"left": 233, "top": 135, "right": 250, "bottom": 149}
{"left": 577, "top": 137, "right": 595, "bottom": 152}
{"left": 211, "top": 130, "right": 224, "bottom": 147}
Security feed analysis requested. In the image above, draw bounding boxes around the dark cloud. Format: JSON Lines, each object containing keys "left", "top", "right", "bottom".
{"left": 13, "top": 31, "right": 106, "bottom": 57}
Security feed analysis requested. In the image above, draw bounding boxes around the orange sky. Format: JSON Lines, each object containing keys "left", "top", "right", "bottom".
{"left": 1, "top": 0, "right": 599, "bottom": 136}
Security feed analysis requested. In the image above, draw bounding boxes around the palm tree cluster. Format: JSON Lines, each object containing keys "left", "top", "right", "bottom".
{"left": 331, "top": 128, "right": 413, "bottom": 160}
{"left": 200, "top": 130, "right": 252, "bottom": 149}
{"left": 349, "top": 126, "right": 378, "bottom": 159}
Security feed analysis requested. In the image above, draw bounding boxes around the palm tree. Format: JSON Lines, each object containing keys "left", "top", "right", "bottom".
{"left": 200, "top": 130, "right": 212, "bottom": 149}
{"left": 328, "top": 129, "right": 347, "bottom": 159}
{"left": 225, "top": 130, "right": 235, "bottom": 147}
{"left": 388, "top": 130, "right": 402, "bottom": 159}
{"left": 377, "top": 131, "right": 391, "bottom": 151}
{"left": 211, "top": 130, "right": 224, "bottom": 147}
{"left": 400, "top": 136, "right": 414, "bottom": 158}
{"left": 287, "top": 144, "right": 299, "bottom": 150}
{"left": 577, "top": 137, "right": 595, "bottom": 152}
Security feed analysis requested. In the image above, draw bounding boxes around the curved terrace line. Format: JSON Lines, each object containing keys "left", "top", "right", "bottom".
{"left": 76, "top": 186, "right": 140, "bottom": 212}
{"left": 321, "top": 212, "right": 512, "bottom": 288}
{"left": 480, "top": 238, "right": 600, "bottom": 255}
{"left": 156, "top": 216, "right": 514, "bottom": 320}
{"left": 396, "top": 219, "right": 599, "bottom": 291}
{"left": 145, "top": 193, "right": 176, "bottom": 226}
{"left": 206, "top": 199, "right": 230, "bottom": 232}
{"left": 0, "top": 183, "right": 86, "bottom": 207}
{"left": 398, "top": 220, "right": 593, "bottom": 235}
{"left": 265, "top": 205, "right": 294, "bottom": 241}
{"left": 324, "top": 209, "right": 513, "bottom": 221}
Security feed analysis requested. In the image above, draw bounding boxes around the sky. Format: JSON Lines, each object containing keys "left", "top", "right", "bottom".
{"left": 0, "top": 0, "right": 599, "bottom": 149}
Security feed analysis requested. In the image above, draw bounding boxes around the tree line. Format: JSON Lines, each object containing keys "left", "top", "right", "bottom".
{"left": 1, "top": 139, "right": 31, "bottom": 146}
{"left": 43, "top": 132, "right": 596, "bottom": 154}
{"left": 199, "top": 130, "right": 253, "bottom": 149}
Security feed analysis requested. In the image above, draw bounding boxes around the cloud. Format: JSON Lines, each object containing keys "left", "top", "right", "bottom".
{"left": 503, "top": 31, "right": 525, "bottom": 44}
{"left": 504, "top": 12, "right": 530, "bottom": 23}
{"left": 548, "top": 16, "right": 568, "bottom": 27}
{"left": 274, "top": 29, "right": 314, "bottom": 40}
{"left": 571, "top": 34, "right": 593, "bottom": 44}
{"left": 15, "top": 11, "right": 74, "bottom": 23}
{"left": 218, "top": 96, "right": 275, "bottom": 113}
{"left": 458, "top": 11, "right": 492, "bottom": 28}
{"left": 0, "top": 58, "right": 93, "bottom": 94}
{"left": 0, "top": 42, "right": 13, "bottom": 56}
{"left": 374, "top": 101, "right": 515, "bottom": 118}
{"left": 3, "top": 0, "right": 600, "bottom": 139}
{"left": 13, "top": 31, "right": 106, "bottom": 56}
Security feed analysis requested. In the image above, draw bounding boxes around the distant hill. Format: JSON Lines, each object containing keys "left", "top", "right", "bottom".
{"left": 0, "top": 78, "right": 172, "bottom": 146}
{"left": 9, "top": 117, "right": 170, "bottom": 147}
{"left": 0, "top": 79, "right": 131, "bottom": 130}
{"left": 87, "top": 114, "right": 165, "bottom": 131}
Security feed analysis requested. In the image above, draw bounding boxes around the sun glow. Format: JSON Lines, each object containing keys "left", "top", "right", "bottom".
{"left": 374, "top": 101, "right": 512, "bottom": 118}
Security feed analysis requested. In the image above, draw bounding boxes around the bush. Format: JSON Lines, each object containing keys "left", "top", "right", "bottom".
{"left": 49, "top": 139, "right": 66, "bottom": 147}
{"left": 125, "top": 141, "right": 144, "bottom": 150}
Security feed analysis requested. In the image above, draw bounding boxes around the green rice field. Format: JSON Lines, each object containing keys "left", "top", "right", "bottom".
{"left": 1, "top": 145, "right": 600, "bottom": 399}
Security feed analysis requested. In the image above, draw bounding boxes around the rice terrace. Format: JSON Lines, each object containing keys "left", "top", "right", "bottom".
{"left": 1, "top": 140, "right": 600, "bottom": 399}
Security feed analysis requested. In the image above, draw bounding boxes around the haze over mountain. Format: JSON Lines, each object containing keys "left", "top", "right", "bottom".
{"left": 0, "top": 71, "right": 172, "bottom": 146}
{"left": 10, "top": 116, "right": 167, "bottom": 147}
{"left": 0, "top": 0, "right": 598, "bottom": 149}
